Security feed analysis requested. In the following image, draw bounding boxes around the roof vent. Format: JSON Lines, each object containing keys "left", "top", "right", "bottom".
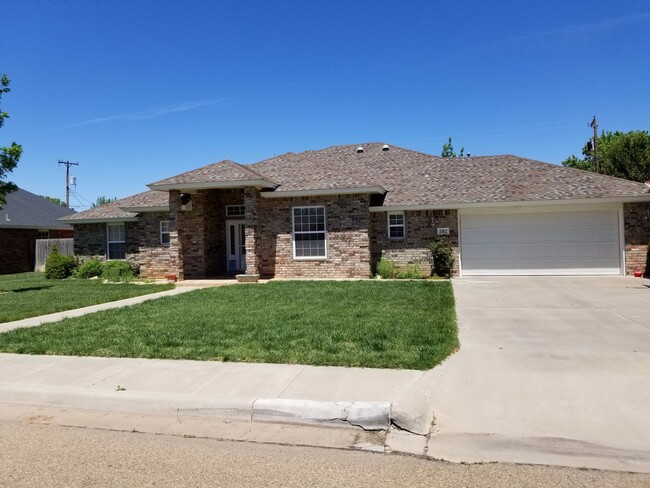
{"left": 356, "top": 146, "right": 364, "bottom": 153}
{"left": 382, "top": 144, "right": 390, "bottom": 151}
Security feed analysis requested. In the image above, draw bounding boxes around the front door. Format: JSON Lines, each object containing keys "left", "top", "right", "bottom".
{"left": 226, "top": 220, "right": 246, "bottom": 273}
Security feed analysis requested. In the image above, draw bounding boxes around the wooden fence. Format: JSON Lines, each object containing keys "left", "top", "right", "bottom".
{"left": 35, "top": 238, "right": 74, "bottom": 272}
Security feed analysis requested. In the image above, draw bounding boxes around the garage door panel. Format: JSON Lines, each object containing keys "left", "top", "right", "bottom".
{"left": 461, "top": 209, "right": 621, "bottom": 276}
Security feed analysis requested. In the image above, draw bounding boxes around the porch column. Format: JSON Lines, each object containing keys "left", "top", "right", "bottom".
{"left": 244, "top": 187, "right": 261, "bottom": 275}
{"left": 168, "top": 190, "right": 185, "bottom": 280}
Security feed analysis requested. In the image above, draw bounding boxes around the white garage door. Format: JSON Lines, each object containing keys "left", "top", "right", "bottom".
{"left": 460, "top": 208, "right": 622, "bottom": 276}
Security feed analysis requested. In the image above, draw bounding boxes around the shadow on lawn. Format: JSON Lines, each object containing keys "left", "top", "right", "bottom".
{"left": 2, "top": 286, "right": 53, "bottom": 293}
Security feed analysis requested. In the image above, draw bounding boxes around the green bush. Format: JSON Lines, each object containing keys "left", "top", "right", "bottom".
{"left": 375, "top": 258, "right": 397, "bottom": 279}
{"left": 430, "top": 238, "right": 455, "bottom": 278}
{"left": 44, "top": 246, "right": 77, "bottom": 279}
{"left": 396, "top": 264, "right": 423, "bottom": 279}
{"left": 101, "top": 261, "right": 137, "bottom": 282}
{"left": 75, "top": 259, "right": 104, "bottom": 279}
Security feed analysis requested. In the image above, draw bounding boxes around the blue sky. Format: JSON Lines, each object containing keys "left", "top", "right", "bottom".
{"left": 2, "top": 0, "right": 649, "bottom": 209}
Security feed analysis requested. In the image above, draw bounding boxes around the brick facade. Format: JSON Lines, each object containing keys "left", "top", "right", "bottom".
{"left": 72, "top": 196, "right": 650, "bottom": 280}
{"left": 0, "top": 228, "right": 72, "bottom": 274}
{"left": 253, "top": 193, "right": 372, "bottom": 278}
{"left": 169, "top": 189, "right": 246, "bottom": 279}
{"left": 623, "top": 202, "right": 650, "bottom": 276}
{"left": 369, "top": 209, "right": 459, "bottom": 276}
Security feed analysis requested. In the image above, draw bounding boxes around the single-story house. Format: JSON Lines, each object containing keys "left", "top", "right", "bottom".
{"left": 60, "top": 143, "right": 650, "bottom": 279}
{"left": 0, "top": 188, "right": 75, "bottom": 274}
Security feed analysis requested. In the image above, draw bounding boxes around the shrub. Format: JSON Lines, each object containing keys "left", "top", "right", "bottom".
{"left": 75, "top": 259, "right": 104, "bottom": 279}
{"left": 101, "top": 261, "right": 137, "bottom": 282}
{"left": 44, "top": 246, "right": 77, "bottom": 279}
{"left": 375, "top": 258, "right": 397, "bottom": 279}
{"left": 396, "top": 264, "right": 423, "bottom": 279}
{"left": 430, "top": 238, "right": 455, "bottom": 278}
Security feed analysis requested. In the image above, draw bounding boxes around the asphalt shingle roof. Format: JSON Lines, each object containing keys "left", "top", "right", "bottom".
{"left": 61, "top": 191, "right": 168, "bottom": 222}
{"left": 0, "top": 188, "right": 75, "bottom": 229}
{"left": 251, "top": 142, "right": 650, "bottom": 206}
{"left": 69, "top": 143, "right": 650, "bottom": 219}
{"left": 149, "top": 160, "right": 275, "bottom": 188}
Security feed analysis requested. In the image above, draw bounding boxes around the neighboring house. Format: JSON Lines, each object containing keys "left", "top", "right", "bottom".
{"left": 60, "top": 143, "right": 650, "bottom": 279}
{"left": 0, "top": 188, "right": 75, "bottom": 274}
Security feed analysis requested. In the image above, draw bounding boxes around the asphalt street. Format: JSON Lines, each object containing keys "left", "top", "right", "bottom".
{"left": 1, "top": 421, "right": 648, "bottom": 487}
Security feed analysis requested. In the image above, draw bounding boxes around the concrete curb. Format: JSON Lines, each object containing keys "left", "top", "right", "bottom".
{"left": 0, "top": 384, "right": 426, "bottom": 433}
{"left": 253, "top": 399, "right": 391, "bottom": 431}
{"left": 391, "top": 387, "right": 435, "bottom": 435}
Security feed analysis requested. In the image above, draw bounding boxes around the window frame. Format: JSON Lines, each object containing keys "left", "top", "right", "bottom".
{"left": 106, "top": 222, "right": 126, "bottom": 260}
{"left": 291, "top": 206, "right": 328, "bottom": 260}
{"left": 160, "top": 220, "right": 170, "bottom": 246}
{"left": 226, "top": 204, "right": 246, "bottom": 218}
{"left": 387, "top": 212, "right": 405, "bottom": 240}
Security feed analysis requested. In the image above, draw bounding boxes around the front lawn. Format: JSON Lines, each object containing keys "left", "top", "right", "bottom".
{"left": 0, "top": 272, "right": 174, "bottom": 323}
{"left": 0, "top": 280, "right": 457, "bottom": 369}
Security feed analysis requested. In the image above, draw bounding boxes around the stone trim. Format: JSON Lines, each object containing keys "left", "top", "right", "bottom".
{"left": 623, "top": 202, "right": 650, "bottom": 276}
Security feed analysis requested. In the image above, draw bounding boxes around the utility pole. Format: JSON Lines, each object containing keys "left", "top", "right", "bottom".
{"left": 589, "top": 116, "right": 599, "bottom": 174}
{"left": 58, "top": 160, "right": 79, "bottom": 208}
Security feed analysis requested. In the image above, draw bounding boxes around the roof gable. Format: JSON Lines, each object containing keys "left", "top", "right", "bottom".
{"left": 59, "top": 190, "right": 168, "bottom": 224}
{"left": 148, "top": 159, "right": 277, "bottom": 190}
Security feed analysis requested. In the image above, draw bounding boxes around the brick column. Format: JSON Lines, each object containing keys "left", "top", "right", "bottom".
{"left": 244, "top": 187, "right": 261, "bottom": 275}
{"left": 168, "top": 190, "right": 185, "bottom": 280}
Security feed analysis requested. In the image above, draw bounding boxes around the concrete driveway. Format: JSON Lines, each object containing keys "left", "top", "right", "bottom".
{"left": 420, "top": 276, "right": 650, "bottom": 472}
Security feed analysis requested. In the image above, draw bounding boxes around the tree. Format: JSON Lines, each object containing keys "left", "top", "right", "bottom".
{"left": 0, "top": 74, "right": 22, "bottom": 207}
{"left": 42, "top": 195, "right": 67, "bottom": 206}
{"left": 441, "top": 137, "right": 465, "bottom": 158}
{"left": 91, "top": 196, "right": 117, "bottom": 208}
{"left": 562, "top": 130, "right": 650, "bottom": 183}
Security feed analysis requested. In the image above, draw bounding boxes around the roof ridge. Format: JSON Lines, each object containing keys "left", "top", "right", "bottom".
{"left": 148, "top": 159, "right": 241, "bottom": 186}
{"left": 231, "top": 160, "right": 273, "bottom": 181}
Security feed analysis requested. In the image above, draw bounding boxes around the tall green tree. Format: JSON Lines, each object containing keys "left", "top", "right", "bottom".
{"left": 441, "top": 137, "right": 465, "bottom": 158}
{"left": 42, "top": 195, "right": 67, "bottom": 206}
{"left": 91, "top": 196, "right": 117, "bottom": 208}
{"left": 562, "top": 130, "right": 650, "bottom": 183}
{"left": 0, "top": 74, "right": 22, "bottom": 207}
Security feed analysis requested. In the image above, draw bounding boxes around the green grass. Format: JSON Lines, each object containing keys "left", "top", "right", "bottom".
{"left": 0, "top": 272, "right": 174, "bottom": 323}
{"left": 0, "top": 281, "right": 457, "bottom": 369}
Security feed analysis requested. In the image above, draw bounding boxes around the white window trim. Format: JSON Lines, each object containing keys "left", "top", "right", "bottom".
{"left": 160, "top": 220, "right": 170, "bottom": 246}
{"left": 106, "top": 222, "right": 126, "bottom": 260}
{"left": 291, "top": 206, "right": 328, "bottom": 260}
{"left": 226, "top": 204, "right": 246, "bottom": 218}
{"left": 387, "top": 211, "right": 405, "bottom": 240}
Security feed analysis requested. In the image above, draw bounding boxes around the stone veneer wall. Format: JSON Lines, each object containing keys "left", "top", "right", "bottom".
{"left": 369, "top": 209, "right": 459, "bottom": 276}
{"left": 248, "top": 192, "right": 372, "bottom": 278}
{"left": 73, "top": 222, "right": 139, "bottom": 264}
{"left": 137, "top": 212, "right": 177, "bottom": 278}
{"left": 623, "top": 202, "right": 650, "bottom": 275}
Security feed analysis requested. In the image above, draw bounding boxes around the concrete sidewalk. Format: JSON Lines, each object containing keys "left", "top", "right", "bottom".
{"left": 0, "top": 287, "right": 201, "bottom": 333}
{"left": 0, "top": 353, "right": 433, "bottom": 434}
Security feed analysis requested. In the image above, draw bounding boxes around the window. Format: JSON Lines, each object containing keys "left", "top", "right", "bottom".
{"left": 226, "top": 205, "right": 245, "bottom": 217}
{"left": 292, "top": 206, "right": 327, "bottom": 258}
{"left": 107, "top": 223, "right": 126, "bottom": 260}
{"left": 37, "top": 230, "right": 50, "bottom": 239}
{"left": 388, "top": 212, "right": 405, "bottom": 239}
{"left": 160, "top": 221, "right": 170, "bottom": 245}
